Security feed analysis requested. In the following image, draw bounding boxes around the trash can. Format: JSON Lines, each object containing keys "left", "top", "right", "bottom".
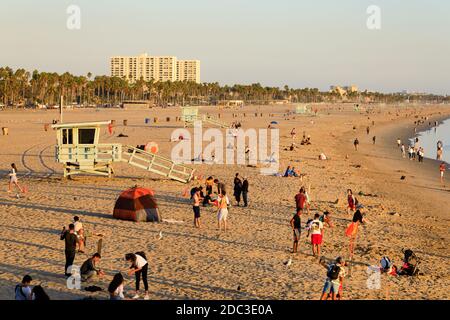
{"left": 2, "top": 127, "right": 8, "bottom": 136}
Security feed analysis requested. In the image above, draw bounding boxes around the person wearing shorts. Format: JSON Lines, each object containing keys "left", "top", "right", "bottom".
{"left": 290, "top": 209, "right": 302, "bottom": 253}
{"left": 192, "top": 188, "right": 202, "bottom": 228}
{"left": 308, "top": 213, "right": 324, "bottom": 258}
{"left": 440, "top": 162, "right": 446, "bottom": 184}
{"left": 8, "top": 163, "right": 24, "bottom": 193}
{"left": 216, "top": 191, "right": 230, "bottom": 232}
{"left": 320, "top": 257, "right": 346, "bottom": 300}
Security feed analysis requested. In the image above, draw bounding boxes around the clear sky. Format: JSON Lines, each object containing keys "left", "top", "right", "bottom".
{"left": 0, "top": 0, "right": 449, "bottom": 94}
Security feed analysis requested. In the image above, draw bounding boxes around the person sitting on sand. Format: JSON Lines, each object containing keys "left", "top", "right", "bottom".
{"left": 290, "top": 167, "right": 299, "bottom": 177}
{"left": 290, "top": 209, "right": 302, "bottom": 254}
{"left": 8, "top": 163, "right": 24, "bottom": 194}
{"left": 308, "top": 213, "right": 324, "bottom": 258}
{"left": 108, "top": 273, "right": 126, "bottom": 300}
{"left": 31, "top": 285, "right": 50, "bottom": 301}
{"left": 319, "top": 257, "right": 346, "bottom": 301}
{"left": 80, "top": 253, "right": 105, "bottom": 282}
{"left": 125, "top": 252, "right": 150, "bottom": 300}
{"left": 15, "top": 275, "right": 32, "bottom": 300}
{"left": 283, "top": 166, "right": 292, "bottom": 177}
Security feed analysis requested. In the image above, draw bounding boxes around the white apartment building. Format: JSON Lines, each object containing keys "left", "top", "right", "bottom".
{"left": 110, "top": 53, "right": 200, "bottom": 83}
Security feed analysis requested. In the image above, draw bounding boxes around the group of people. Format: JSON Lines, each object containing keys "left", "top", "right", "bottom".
{"left": 289, "top": 187, "right": 368, "bottom": 300}
{"left": 189, "top": 174, "right": 249, "bottom": 231}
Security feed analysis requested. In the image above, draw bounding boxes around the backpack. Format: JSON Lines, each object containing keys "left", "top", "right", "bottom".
{"left": 381, "top": 256, "right": 393, "bottom": 270}
{"left": 327, "top": 264, "right": 341, "bottom": 280}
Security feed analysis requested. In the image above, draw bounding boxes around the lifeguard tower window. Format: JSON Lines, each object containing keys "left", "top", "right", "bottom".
{"left": 79, "top": 128, "right": 96, "bottom": 144}
{"left": 62, "top": 129, "right": 73, "bottom": 145}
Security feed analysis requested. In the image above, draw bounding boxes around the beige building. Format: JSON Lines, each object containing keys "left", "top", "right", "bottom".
{"left": 110, "top": 53, "right": 200, "bottom": 83}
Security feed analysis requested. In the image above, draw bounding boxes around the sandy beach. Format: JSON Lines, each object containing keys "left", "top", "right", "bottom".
{"left": 0, "top": 104, "right": 449, "bottom": 300}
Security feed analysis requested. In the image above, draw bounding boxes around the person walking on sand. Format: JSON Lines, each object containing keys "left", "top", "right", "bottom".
{"left": 397, "top": 138, "right": 401, "bottom": 148}
{"left": 233, "top": 173, "right": 243, "bottom": 206}
{"left": 125, "top": 252, "right": 150, "bottom": 300}
{"left": 60, "top": 224, "right": 77, "bottom": 277}
{"left": 440, "top": 162, "right": 446, "bottom": 184}
{"left": 192, "top": 187, "right": 202, "bottom": 228}
{"left": 345, "top": 205, "right": 365, "bottom": 258}
{"left": 295, "top": 187, "right": 307, "bottom": 214}
{"left": 319, "top": 257, "right": 346, "bottom": 301}
{"left": 308, "top": 213, "right": 324, "bottom": 258}
{"left": 346, "top": 189, "right": 357, "bottom": 214}
{"left": 242, "top": 177, "right": 249, "bottom": 207}
{"left": 290, "top": 209, "right": 302, "bottom": 254}
{"left": 372, "top": 136, "right": 376, "bottom": 145}
{"left": 353, "top": 138, "right": 359, "bottom": 151}
{"left": 401, "top": 144, "right": 406, "bottom": 158}
{"left": 215, "top": 191, "right": 230, "bottom": 232}
{"left": 290, "top": 128, "right": 297, "bottom": 140}
{"left": 8, "top": 163, "right": 24, "bottom": 193}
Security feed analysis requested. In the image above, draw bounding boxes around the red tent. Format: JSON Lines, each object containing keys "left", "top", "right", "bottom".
{"left": 113, "top": 187, "right": 161, "bottom": 222}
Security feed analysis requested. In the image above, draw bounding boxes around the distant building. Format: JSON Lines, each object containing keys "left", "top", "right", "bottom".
{"left": 110, "top": 53, "right": 200, "bottom": 83}
{"left": 330, "top": 85, "right": 358, "bottom": 96}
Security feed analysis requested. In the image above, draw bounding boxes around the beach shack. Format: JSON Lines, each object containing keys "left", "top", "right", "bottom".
{"left": 52, "top": 121, "right": 121, "bottom": 177}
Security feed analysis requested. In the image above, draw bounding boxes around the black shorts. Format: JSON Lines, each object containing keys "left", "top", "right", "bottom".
{"left": 193, "top": 206, "right": 200, "bottom": 218}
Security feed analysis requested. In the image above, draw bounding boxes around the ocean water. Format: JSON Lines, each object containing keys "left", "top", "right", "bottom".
{"left": 412, "top": 118, "right": 450, "bottom": 163}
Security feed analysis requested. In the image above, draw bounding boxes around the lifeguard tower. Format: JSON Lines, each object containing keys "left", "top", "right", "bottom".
{"left": 181, "top": 106, "right": 229, "bottom": 128}
{"left": 52, "top": 121, "right": 195, "bottom": 183}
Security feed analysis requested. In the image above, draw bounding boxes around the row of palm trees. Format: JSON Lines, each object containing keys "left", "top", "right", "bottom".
{"left": 0, "top": 66, "right": 448, "bottom": 108}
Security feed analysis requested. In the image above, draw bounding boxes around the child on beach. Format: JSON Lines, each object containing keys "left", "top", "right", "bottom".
{"left": 8, "top": 163, "right": 24, "bottom": 193}
{"left": 308, "top": 213, "right": 324, "bottom": 258}
{"left": 319, "top": 257, "right": 346, "bottom": 301}
{"left": 290, "top": 209, "right": 302, "bottom": 254}
{"left": 15, "top": 275, "right": 32, "bottom": 300}
{"left": 73, "top": 216, "right": 85, "bottom": 253}
{"left": 346, "top": 189, "right": 357, "bottom": 214}
{"left": 125, "top": 252, "right": 150, "bottom": 300}
{"left": 440, "top": 162, "right": 446, "bottom": 184}
{"left": 108, "top": 273, "right": 126, "bottom": 300}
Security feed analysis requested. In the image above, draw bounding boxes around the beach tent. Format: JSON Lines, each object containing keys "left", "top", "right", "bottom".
{"left": 113, "top": 187, "right": 161, "bottom": 222}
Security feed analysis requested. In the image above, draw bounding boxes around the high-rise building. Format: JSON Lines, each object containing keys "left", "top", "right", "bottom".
{"left": 110, "top": 53, "right": 200, "bottom": 83}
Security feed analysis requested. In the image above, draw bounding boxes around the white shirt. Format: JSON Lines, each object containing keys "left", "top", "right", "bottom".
{"left": 135, "top": 254, "right": 147, "bottom": 269}
{"left": 74, "top": 221, "right": 83, "bottom": 233}
{"left": 309, "top": 219, "right": 323, "bottom": 235}
{"left": 114, "top": 283, "right": 125, "bottom": 299}
{"left": 9, "top": 168, "right": 17, "bottom": 177}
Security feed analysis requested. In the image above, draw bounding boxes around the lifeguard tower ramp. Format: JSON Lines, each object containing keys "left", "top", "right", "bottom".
{"left": 295, "top": 105, "right": 313, "bottom": 115}
{"left": 52, "top": 121, "right": 194, "bottom": 183}
{"left": 181, "top": 106, "right": 229, "bottom": 128}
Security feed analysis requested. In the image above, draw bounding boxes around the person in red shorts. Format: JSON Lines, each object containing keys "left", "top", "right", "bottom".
{"left": 308, "top": 213, "right": 324, "bottom": 258}
{"left": 440, "top": 162, "right": 446, "bottom": 184}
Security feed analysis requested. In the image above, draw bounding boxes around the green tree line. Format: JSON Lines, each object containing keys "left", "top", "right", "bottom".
{"left": 0, "top": 67, "right": 448, "bottom": 108}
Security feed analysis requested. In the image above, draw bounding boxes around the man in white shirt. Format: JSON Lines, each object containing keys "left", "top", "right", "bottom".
{"left": 308, "top": 213, "right": 324, "bottom": 258}
{"left": 73, "top": 216, "right": 85, "bottom": 253}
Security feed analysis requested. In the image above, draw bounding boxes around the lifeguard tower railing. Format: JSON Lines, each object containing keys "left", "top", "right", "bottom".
{"left": 181, "top": 106, "right": 229, "bottom": 128}
{"left": 55, "top": 144, "right": 122, "bottom": 164}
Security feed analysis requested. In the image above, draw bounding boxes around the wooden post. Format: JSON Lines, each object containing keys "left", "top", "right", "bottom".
{"left": 59, "top": 95, "right": 64, "bottom": 123}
